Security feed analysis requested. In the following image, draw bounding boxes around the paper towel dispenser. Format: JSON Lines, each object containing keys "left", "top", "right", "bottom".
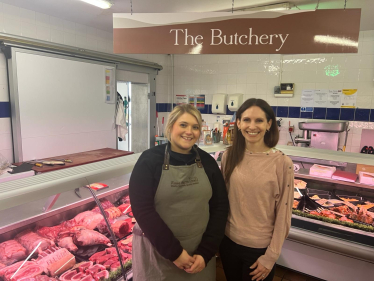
{"left": 212, "top": 94, "right": 226, "bottom": 114}
{"left": 228, "top": 94, "right": 243, "bottom": 111}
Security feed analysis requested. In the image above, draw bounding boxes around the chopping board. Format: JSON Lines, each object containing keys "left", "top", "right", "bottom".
{"left": 14, "top": 148, "right": 133, "bottom": 173}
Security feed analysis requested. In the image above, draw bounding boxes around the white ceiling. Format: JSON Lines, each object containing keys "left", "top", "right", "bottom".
{"left": 0, "top": 0, "right": 372, "bottom": 32}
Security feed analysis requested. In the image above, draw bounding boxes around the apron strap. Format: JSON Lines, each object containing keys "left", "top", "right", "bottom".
{"left": 163, "top": 145, "right": 204, "bottom": 169}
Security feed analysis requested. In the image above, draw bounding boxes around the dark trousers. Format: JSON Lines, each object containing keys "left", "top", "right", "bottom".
{"left": 219, "top": 236, "right": 275, "bottom": 281}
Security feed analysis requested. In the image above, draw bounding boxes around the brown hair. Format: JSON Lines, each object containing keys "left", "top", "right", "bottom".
{"left": 164, "top": 104, "right": 202, "bottom": 141}
{"left": 223, "top": 98, "right": 279, "bottom": 184}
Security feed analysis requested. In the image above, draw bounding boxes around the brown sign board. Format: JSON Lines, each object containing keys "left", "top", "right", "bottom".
{"left": 113, "top": 9, "right": 361, "bottom": 54}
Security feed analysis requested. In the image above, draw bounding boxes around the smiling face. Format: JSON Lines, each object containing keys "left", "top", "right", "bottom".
{"left": 237, "top": 105, "right": 272, "bottom": 148}
{"left": 169, "top": 113, "right": 200, "bottom": 154}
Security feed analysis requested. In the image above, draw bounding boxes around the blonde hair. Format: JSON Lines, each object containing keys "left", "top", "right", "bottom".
{"left": 164, "top": 104, "right": 202, "bottom": 141}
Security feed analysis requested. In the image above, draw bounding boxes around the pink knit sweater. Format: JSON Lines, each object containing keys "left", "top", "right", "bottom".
{"left": 221, "top": 148, "right": 294, "bottom": 269}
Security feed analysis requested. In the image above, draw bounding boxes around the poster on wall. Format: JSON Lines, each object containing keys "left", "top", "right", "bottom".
{"left": 341, "top": 89, "right": 357, "bottom": 108}
{"left": 176, "top": 95, "right": 188, "bottom": 105}
{"left": 113, "top": 10, "right": 361, "bottom": 54}
{"left": 105, "top": 68, "right": 115, "bottom": 104}
{"left": 301, "top": 90, "right": 314, "bottom": 112}
{"left": 313, "top": 89, "right": 328, "bottom": 108}
{"left": 327, "top": 90, "right": 342, "bottom": 108}
{"left": 188, "top": 95, "right": 205, "bottom": 110}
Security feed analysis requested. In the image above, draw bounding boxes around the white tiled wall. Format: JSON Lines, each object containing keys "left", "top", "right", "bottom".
{"left": 0, "top": 2, "right": 171, "bottom": 162}
{"left": 172, "top": 30, "right": 374, "bottom": 153}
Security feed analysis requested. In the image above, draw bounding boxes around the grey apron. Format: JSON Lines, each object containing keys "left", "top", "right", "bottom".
{"left": 132, "top": 145, "right": 216, "bottom": 281}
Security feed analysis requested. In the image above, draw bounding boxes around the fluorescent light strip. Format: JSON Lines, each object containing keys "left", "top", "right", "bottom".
{"left": 314, "top": 35, "right": 358, "bottom": 47}
{"left": 80, "top": 0, "right": 112, "bottom": 9}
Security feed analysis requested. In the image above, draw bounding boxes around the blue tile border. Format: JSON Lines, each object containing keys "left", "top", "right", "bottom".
{"left": 340, "top": 108, "right": 355, "bottom": 121}
{"left": 0, "top": 102, "right": 10, "bottom": 118}
{"left": 355, "top": 109, "right": 370, "bottom": 122}
{"left": 288, "top": 107, "right": 300, "bottom": 118}
{"left": 155, "top": 103, "right": 374, "bottom": 122}
{"left": 313, "top": 108, "right": 326, "bottom": 119}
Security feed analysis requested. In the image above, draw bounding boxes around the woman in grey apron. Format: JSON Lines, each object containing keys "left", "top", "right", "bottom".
{"left": 129, "top": 104, "right": 228, "bottom": 281}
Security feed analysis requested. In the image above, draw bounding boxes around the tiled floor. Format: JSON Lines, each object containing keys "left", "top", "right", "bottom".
{"left": 216, "top": 257, "right": 324, "bottom": 281}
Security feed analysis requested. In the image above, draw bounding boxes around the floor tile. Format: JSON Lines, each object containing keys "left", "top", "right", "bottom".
{"left": 283, "top": 271, "right": 307, "bottom": 281}
{"left": 272, "top": 276, "right": 282, "bottom": 281}
{"left": 274, "top": 265, "right": 287, "bottom": 277}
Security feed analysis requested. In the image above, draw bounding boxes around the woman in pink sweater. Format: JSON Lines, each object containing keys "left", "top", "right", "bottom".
{"left": 220, "top": 99, "right": 294, "bottom": 281}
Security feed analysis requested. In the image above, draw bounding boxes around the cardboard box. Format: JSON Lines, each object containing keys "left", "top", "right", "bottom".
{"left": 356, "top": 164, "right": 374, "bottom": 175}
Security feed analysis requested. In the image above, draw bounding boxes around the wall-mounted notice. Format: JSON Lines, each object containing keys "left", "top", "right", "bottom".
{"left": 341, "top": 89, "right": 357, "bottom": 108}
{"left": 301, "top": 90, "right": 314, "bottom": 112}
{"left": 105, "top": 68, "right": 115, "bottom": 104}
{"left": 176, "top": 95, "right": 188, "bottom": 105}
{"left": 195, "top": 95, "right": 205, "bottom": 109}
{"left": 314, "top": 89, "right": 328, "bottom": 107}
{"left": 328, "top": 90, "right": 342, "bottom": 108}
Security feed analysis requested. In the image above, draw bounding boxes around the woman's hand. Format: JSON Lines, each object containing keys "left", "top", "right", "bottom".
{"left": 249, "top": 259, "right": 270, "bottom": 281}
{"left": 173, "top": 249, "right": 196, "bottom": 270}
{"left": 184, "top": 255, "right": 205, "bottom": 274}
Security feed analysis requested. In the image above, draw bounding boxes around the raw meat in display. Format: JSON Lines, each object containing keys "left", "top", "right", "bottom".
{"left": 91, "top": 200, "right": 114, "bottom": 213}
{"left": 58, "top": 269, "right": 78, "bottom": 281}
{"left": 35, "top": 246, "right": 75, "bottom": 277}
{"left": 35, "top": 226, "right": 62, "bottom": 242}
{"left": 0, "top": 264, "right": 6, "bottom": 270}
{"left": 80, "top": 275, "right": 95, "bottom": 281}
{"left": 0, "top": 261, "right": 36, "bottom": 279}
{"left": 117, "top": 204, "right": 131, "bottom": 214}
{"left": 18, "top": 275, "right": 57, "bottom": 281}
{"left": 86, "top": 265, "right": 105, "bottom": 276}
{"left": 71, "top": 228, "right": 110, "bottom": 247}
{"left": 78, "top": 262, "right": 93, "bottom": 273}
{"left": 109, "top": 262, "right": 120, "bottom": 272}
{"left": 111, "top": 221, "right": 130, "bottom": 238}
{"left": 75, "top": 246, "right": 99, "bottom": 258}
{"left": 339, "top": 216, "right": 353, "bottom": 223}
{"left": 103, "top": 208, "right": 121, "bottom": 220}
{"left": 70, "top": 272, "right": 86, "bottom": 281}
{"left": 4, "top": 263, "right": 44, "bottom": 281}
{"left": 96, "top": 219, "right": 114, "bottom": 234}
{"left": 93, "top": 270, "right": 109, "bottom": 281}
{"left": 95, "top": 255, "right": 116, "bottom": 265}
{"left": 88, "top": 251, "right": 106, "bottom": 263}
{"left": 0, "top": 240, "right": 28, "bottom": 266}
{"left": 62, "top": 212, "right": 104, "bottom": 231}
{"left": 103, "top": 258, "right": 117, "bottom": 270}
{"left": 57, "top": 237, "right": 78, "bottom": 253}
{"left": 104, "top": 248, "right": 117, "bottom": 255}
{"left": 119, "top": 195, "right": 130, "bottom": 204}
{"left": 15, "top": 230, "right": 55, "bottom": 254}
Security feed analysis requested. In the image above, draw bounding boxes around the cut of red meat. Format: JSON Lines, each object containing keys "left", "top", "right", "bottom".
{"left": 71, "top": 229, "right": 110, "bottom": 247}
{"left": 93, "top": 270, "right": 109, "bottom": 281}
{"left": 57, "top": 237, "right": 78, "bottom": 253}
{"left": 18, "top": 275, "right": 58, "bottom": 281}
{"left": 58, "top": 269, "right": 77, "bottom": 281}
{"left": 103, "top": 208, "right": 121, "bottom": 220}
{"left": 5, "top": 263, "right": 44, "bottom": 281}
{"left": 110, "top": 262, "right": 120, "bottom": 272}
{"left": 111, "top": 221, "right": 130, "bottom": 238}
{"left": 35, "top": 226, "right": 62, "bottom": 242}
{"left": 117, "top": 204, "right": 131, "bottom": 214}
{"left": 35, "top": 247, "right": 76, "bottom": 277}
{"left": 96, "top": 218, "right": 114, "bottom": 234}
{"left": 104, "top": 248, "right": 118, "bottom": 255}
{"left": 103, "top": 258, "right": 118, "bottom": 270}
{"left": 0, "top": 240, "right": 28, "bottom": 266}
{"left": 95, "top": 255, "right": 116, "bottom": 265}
{"left": 62, "top": 212, "right": 104, "bottom": 231}
{"left": 91, "top": 200, "right": 114, "bottom": 213}
{"left": 0, "top": 261, "right": 36, "bottom": 278}
{"left": 70, "top": 272, "right": 86, "bottom": 281}
{"left": 80, "top": 275, "right": 95, "bottom": 281}
{"left": 0, "top": 264, "right": 6, "bottom": 270}
{"left": 15, "top": 230, "right": 55, "bottom": 255}
{"left": 88, "top": 251, "right": 106, "bottom": 263}
{"left": 78, "top": 261, "right": 93, "bottom": 273}
{"left": 86, "top": 264, "right": 106, "bottom": 276}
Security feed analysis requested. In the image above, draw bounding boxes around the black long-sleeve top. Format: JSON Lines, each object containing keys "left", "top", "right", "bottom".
{"left": 129, "top": 143, "right": 229, "bottom": 265}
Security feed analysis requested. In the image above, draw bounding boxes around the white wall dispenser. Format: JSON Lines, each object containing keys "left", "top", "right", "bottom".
{"left": 228, "top": 94, "right": 243, "bottom": 111}
{"left": 212, "top": 94, "right": 227, "bottom": 114}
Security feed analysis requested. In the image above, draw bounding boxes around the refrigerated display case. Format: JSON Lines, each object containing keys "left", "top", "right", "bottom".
{"left": 0, "top": 154, "right": 141, "bottom": 281}
{"left": 201, "top": 143, "right": 374, "bottom": 281}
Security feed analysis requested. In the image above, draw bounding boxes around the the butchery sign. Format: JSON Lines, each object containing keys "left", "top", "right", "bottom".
{"left": 113, "top": 9, "right": 361, "bottom": 54}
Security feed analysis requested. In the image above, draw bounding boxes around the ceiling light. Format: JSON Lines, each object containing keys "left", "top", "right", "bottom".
{"left": 314, "top": 35, "right": 359, "bottom": 48}
{"left": 79, "top": 0, "right": 112, "bottom": 9}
